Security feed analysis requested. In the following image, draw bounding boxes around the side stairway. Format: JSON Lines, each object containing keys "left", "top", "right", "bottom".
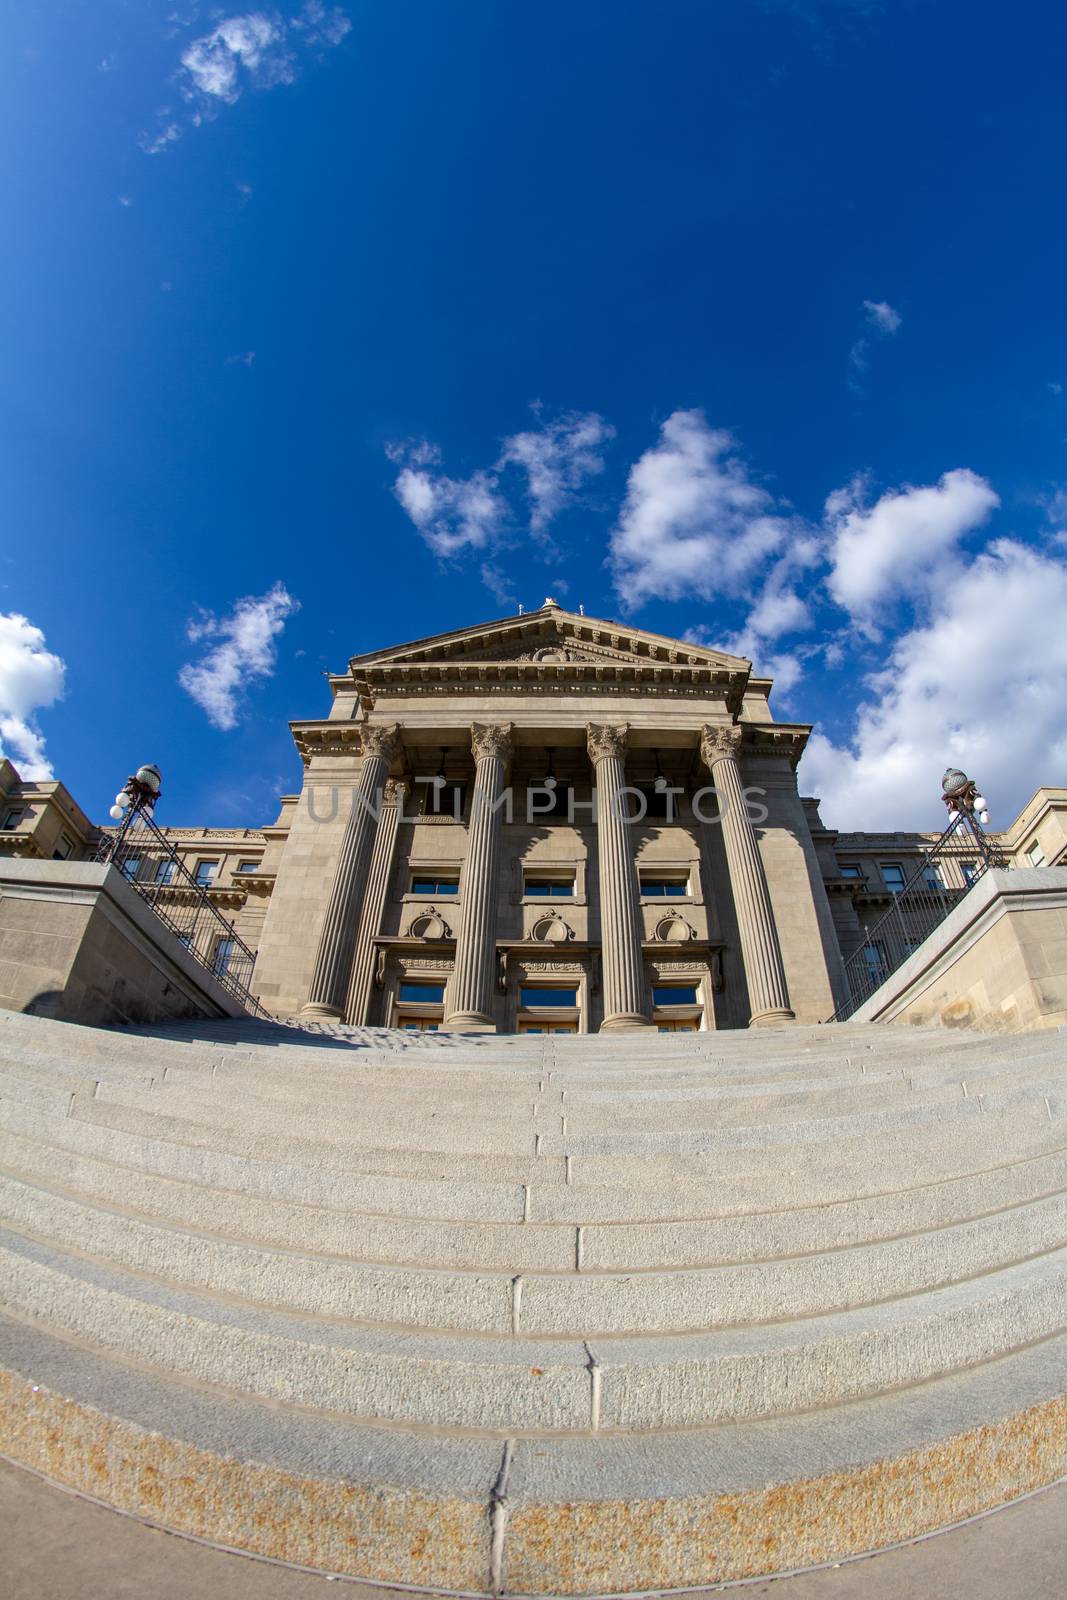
{"left": 0, "top": 1007, "right": 1064, "bottom": 1596}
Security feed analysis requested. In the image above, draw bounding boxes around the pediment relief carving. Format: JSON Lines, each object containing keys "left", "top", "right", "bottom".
{"left": 653, "top": 910, "right": 695, "bottom": 943}
{"left": 529, "top": 910, "right": 574, "bottom": 944}
{"left": 408, "top": 906, "right": 453, "bottom": 940}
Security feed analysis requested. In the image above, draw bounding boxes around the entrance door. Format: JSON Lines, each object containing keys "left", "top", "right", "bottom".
{"left": 656, "top": 1018, "right": 698, "bottom": 1032}
{"left": 518, "top": 1020, "right": 578, "bottom": 1034}
{"left": 399, "top": 1016, "right": 441, "bottom": 1032}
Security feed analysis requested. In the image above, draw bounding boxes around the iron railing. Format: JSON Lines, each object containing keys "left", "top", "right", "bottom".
{"left": 95, "top": 810, "right": 269, "bottom": 1017}
{"left": 827, "top": 816, "right": 1007, "bottom": 1023}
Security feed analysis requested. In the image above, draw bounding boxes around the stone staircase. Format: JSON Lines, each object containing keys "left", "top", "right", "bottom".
{"left": 0, "top": 1007, "right": 1064, "bottom": 1595}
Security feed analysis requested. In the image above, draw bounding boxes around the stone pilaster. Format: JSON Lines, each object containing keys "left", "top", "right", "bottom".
{"left": 587, "top": 723, "right": 653, "bottom": 1031}
{"left": 300, "top": 722, "right": 400, "bottom": 1019}
{"left": 700, "top": 723, "right": 794, "bottom": 1026}
{"left": 344, "top": 778, "right": 408, "bottom": 1025}
{"left": 442, "top": 723, "right": 513, "bottom": 1031}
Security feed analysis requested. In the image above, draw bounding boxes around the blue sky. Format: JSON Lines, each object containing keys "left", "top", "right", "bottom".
{"left": 3, "top": 0, "right": 1066, "bottom": 832}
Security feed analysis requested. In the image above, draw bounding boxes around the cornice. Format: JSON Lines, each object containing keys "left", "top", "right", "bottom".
{"left": 351, "top": 660, "right": 749, "bottom": 716}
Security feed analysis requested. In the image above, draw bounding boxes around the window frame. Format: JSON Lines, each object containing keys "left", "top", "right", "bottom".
{"left": 879, "top": 861, "right": 908, "bottom": 894}
{"left": 194, "top": 859, "right": 220, "bottom": 888}
{"left": 408, "top": 874, "right": 461, "bottom": 898}
{"left": 523, "top": 874, "right": 576, "bottom": 899}
{"left": 1, "top": 808, "right": 23, "bottom": 830}
{"left": 639, "top": 873, "right": 690, "bottom": 899}
{"left": 1027, "top": 841, "right": 1048, "bottom": 868}
{"left": 52, "top": 834, "right": 74, "bottom": 860}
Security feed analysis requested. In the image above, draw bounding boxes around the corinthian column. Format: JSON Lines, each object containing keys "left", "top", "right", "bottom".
{"left": 345, "top": 778, "right": 408, "bottom": 1025}
{"left": 700, "top": 723, "right": 794, "bottom": 1027}
{"left": 442, "top": 723, "right": 512, "bottom": 1031}
{"left": 301, "top": 722, "right": 400, "bottom": 1019}
{"left": 588, "top": 723, "right": 652, "bottom": 1031}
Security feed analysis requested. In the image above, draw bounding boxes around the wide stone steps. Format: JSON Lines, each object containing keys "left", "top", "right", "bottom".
{"left": 0, "top": 1008, "right": 1065, "bottom": 1594}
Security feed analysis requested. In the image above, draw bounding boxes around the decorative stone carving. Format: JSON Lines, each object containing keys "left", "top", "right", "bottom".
{"left": 530, "top": 911, "right": 574, "bottom": 944}
{"left": 408, "top": 907, "right": 452, "bottom": 940}
{"left": 360, "top": 722, "right": 401, "bottom": 761}
{"left": 520, "top": 960, "right": 584, "bottom": 974}
{"left": 383, "top": 777, "right": 410, "bottom": 804}
{"left": 402, "top": 957, "right": 455, "bottom": 973}
{"left": 470, "top": 722, "right": 514, "bottom": 763}
{"left": 586, "top": 722, "right": 629, "bottom": 764}
{"left": 653, "top": 910, "right": 694, "bottom": 943}
{"left": 699, "top": 722, "right": 743, "bottom": 766}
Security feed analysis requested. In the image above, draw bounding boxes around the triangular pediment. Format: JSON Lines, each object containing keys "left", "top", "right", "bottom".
{"left": 348, "top": 605, "right": 751, "bottom": 675}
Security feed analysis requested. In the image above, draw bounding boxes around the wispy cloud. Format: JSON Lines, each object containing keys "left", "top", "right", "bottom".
{"left": 387, "top": 409, "right": 613, "bottom": 569}
{"left": 140, "top": 5, "right": 351, "bottom": 154}
{"left": 226, "top": 351, "right": 256, "bottom": 367}
{"left": 178, "top": 582, "right": 299, "bottom": 730}
{"left": 0, "top": 613, "right": 66, "bottom": 780}
{"left": 849, "top": 297, "right": 902, "bottom": 387}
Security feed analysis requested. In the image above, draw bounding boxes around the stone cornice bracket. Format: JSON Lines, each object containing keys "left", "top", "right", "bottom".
{"left": 360, "top": 722, "right": 401, "bottom": 762}
{"left": 470, "top": 722, "right": 514, "bottom": 763}
{"left": 587, "top": 722, "right": 629, "bottom": 764}
{"left": 700, "top": 722, "right": 743, "bottom": 769}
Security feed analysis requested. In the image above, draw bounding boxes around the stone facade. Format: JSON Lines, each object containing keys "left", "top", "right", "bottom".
{"left": 5, "top": 605, "right": 1063, "bottom": 1032}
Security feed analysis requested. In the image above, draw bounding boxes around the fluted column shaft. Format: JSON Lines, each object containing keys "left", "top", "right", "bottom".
{"left": 301, "top": 723, "right": 399, "bottom": 1019}
{"left": 588, "top": 724, "right": 653, "bottom": 1031}
{"left": 443, "top": 723, "right": 512, "bottom": 1031}
{"left": 345, "top": 779, "right": 407, "bottom": 1025}
{"left": 701, "top": 723, "right": 794, "bottom": 1027}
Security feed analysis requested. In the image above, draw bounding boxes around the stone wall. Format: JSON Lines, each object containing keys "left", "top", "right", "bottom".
{"left": 0, "top": 860, "right": 245, "bottom": 1027}
{"left": 850, "top": 867, "right": 1067, "bottom": 1033}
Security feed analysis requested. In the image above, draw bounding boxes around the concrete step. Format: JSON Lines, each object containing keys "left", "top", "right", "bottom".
{"left": 2, "top": 1224, "right": 1065, "bottom": 1431}
{"left": 3, "top": 1163, "right": 1065, "bottom": 1335}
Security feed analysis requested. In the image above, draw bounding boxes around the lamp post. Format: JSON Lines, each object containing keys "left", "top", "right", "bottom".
{"left": 108, "top": 764, "right": 163, "bottom": 851}
{"left": 941, "top": 768, "right": 1002, "bottom": 869}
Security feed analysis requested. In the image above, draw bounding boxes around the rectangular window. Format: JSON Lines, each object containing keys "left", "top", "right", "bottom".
{"left": 838, "top": 863, "right": 864, "bottom": 879}
{"left": 398, "top": 982, "right": 446, "bottom": 1004}
{"left": 524, "top": 876, "right": 575, "bottom": 898}
{"left": 921, "top": 864, "right": 942, "bottom": 892}
{"left": 155, "top": 860, "right": 177, "bottom": 885}
{"left": 194, "top": 860, "right": 219, "bottom": 887}
{"left": 519, "top": 985, "right": 579, "bottom": 1009}
{"left": 235, "top": 860, "right": 259, "bottom": 873}
{"left": 119, "top": 856, "right": 142, "bottom": 882}
{"left": 52, "top": 834, "right": 73, "bottom": 860}
{"left": 410, "top": 876, "right": 460, "bottom": 896}
{"left": 862, "top": 942, "right": 888, "bottom": 978}
{"left": 1027, "top": 841, "right": 1047, "bottom": 867}
{"left": 961, "top": 861, "right": 979, "bottom": 885}
{"left": 212, "top": 938, "right": 235, "bottom": 977}
{"left": 652, "top": 984, "right": 700, "bottom": 1007}
{"left": 880, "top": 862, "right": 907, "bottom": 893}
{"left": 2, "top": 809, "right": 23, "bottom": 830}
{"left": 640, "top": 876, "right": 688, "bottom": 898}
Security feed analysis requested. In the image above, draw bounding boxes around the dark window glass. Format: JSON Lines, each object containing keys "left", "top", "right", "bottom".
{"left": 423, "top": 782, "right": 467, "bottom": 817}
{"left": 212, "top": 938, "right": 235, "bottom": 976}
{"left": 411, "top": 877, "right": 459, "bottom": 895}
{"left": 236, "top": 860, "right": 259, "bottom": 873}
{"left": 398, "top": 982, "right": 445, "bottom": 1004}
{"left": 961, "top": 861, "right": 978, "bottom": 885}
{"left": 52, "top": 835, "right": 73, "bottom": 859}
{"left": 194, "top": 860, "right": 219, "bottom": 887}
{"left": 652, "top": 985, "right": 699, "bottom": 1006}
{"left": 520, "top": 985, "right": 578, "bottom": 1008}
{"left": 881, "top": 862, "right": 907, "bottom": 893}
{"left": 524, "top": 878, "right": 574, "bottom": 898}
{"left": 641, "top": 879, "right": 687, "bottom": 897}
{"left": 527, "top": 783, "right": 573, "bottom": 821}
{"left": 2, "top": 809, "right": 23, "bottom": 829}
{"left": 120, "top": 857, "right": 142, "bottom": 882}
{"left": 839, "top": 863, "right": 863, "bottom": 878}
{"left": 155, "top": 860, "right": 177, "bottom": 885}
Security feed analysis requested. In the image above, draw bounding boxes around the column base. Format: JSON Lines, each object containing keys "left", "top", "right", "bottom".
{"left": 599, "top": 1013, "right": 656, "bottom": 1032}
{"left": 298, "top": 1002, "right": 345, "bottom": 1021}
{"left": 441, "top": 1013, "right": 498, "bottom": 1033}
{"left": 748, "top": 1007, "right": 796, "bottom": 1028}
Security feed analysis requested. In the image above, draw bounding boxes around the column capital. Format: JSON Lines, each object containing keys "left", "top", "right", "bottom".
{"left": 383, "top": 776, "right": 410, "bottom": 805}
{"left": 587, "top": 722, "right": 629, "bottom": 764}
{"left": 470, "top": 722, "right": 513, "bottom": 763}
{"left": 700, "top": 722, "right": 743, "bottom": 770}
{"left": 360, "top": 721, "right": 401, "bottom": 762}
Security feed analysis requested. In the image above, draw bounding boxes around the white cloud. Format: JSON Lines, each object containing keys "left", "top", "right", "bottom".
{"left": 0, "top": 614, "right": 66, "bottom": 780}
{"left": 801, "top": 539, "right": 1067, "bottom": 829}
{"left": 610, "top": 410, "right": 793, "bottom": 607}
{"left": 497, "top": 411, "right": 614, "bottom": 539}
{"left": 178, "top": 582, "right": 299, "bottom": 730}
{"left": 141, "top": 6, "right": 350, "bottom": 152}
{"left": 825, "top": 468, "right": 999, "bottom": 624}
{"left": 390, "top": 444, "right": 506, "bottom": 557}
{"left": 181, "top": 13, "right": 290, "bottom": 104}
{"left": 863, "top": 299, "right": 902, "bottom": 334}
